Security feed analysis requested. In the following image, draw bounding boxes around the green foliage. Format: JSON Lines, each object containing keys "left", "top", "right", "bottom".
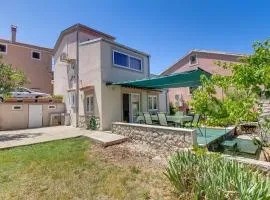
{"left": 190, "top": 39, "right": 270, "bottom": 126}
{"left": 169, "top": 102, "right": 176, "bottom": 115}
{"left": 52, "top": 95, "right": 63, "bottom": 100}
{"left": 0, "top": 57, "right": 28, "bottom": 96}
{"left": 130, "top": 166, "right": 141, "bottom": 174}
{"left": 87, "top": 116, "right": 97, "bottom": 130}
{"left": 165, "top": 151, "right": 270, "bottom": 199}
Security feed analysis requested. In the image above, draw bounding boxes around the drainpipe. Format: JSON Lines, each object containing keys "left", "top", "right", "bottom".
{"left": 147, "top": 55, "right": 150, "bottom": 78}
{"left": 75, "top": 25, "right": 80, "bottom": 127}
{"left": 165, "top": 89, "right": 169, "bottom": 113}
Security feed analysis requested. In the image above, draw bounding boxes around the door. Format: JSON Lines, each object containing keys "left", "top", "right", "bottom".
{"left": 29, "top": 105, "right": 43, "bottom": 128}
{"left": 130, "top": 93, "right": 140, "bottom": 123}
{"left": 122, "top": 94, "right": 130, "bottom": 122}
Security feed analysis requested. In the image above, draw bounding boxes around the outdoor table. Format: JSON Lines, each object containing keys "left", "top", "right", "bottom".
{"left": 136, "top": 115, "right": 193, "bottom": 124}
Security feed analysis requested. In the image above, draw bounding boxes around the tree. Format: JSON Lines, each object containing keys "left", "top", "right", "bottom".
{"left": 0, "top": 56, "right": 28, "bottom": 99}
{"left": 190, "top": 39, "right": 270, "bottom": 126}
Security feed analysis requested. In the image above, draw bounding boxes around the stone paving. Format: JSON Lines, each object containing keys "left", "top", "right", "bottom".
{"left": 0, "top": 126, "right": 127, "bottom": 149}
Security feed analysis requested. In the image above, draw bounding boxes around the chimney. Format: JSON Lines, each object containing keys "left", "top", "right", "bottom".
{"left": 11, "top": 25, "right": 17, "bottom": 43}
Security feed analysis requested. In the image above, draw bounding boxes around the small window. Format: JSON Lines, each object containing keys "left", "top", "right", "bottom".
{"left": 189, "top": 87, "right": 197, "bottom": 95}
{"left": 189, "top": 55, "right": 197, "bottom": 65}
{"left": 48, "top": 105, "right": 56, "bottom": 109}
{"left": 32, "top": 51, "right": 41, "bottom": 60}
{"left": 0, "top": 44, "right": 7, "bottom": 53}
{"left": 69, "top": 92, "right": 76, "bottom": 107}
{"left": 86, "top": 95, "right": 94, "bottom": 113}
{"left": 12, "top": 105, "right": 23, "bottom": 111}
{"left": 148, "top": 95, "right": 157, "bottom": 111}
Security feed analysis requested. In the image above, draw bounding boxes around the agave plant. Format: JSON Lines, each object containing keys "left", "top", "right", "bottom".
{"left": 165, "top": 150, "right": 270, "bottom": 199}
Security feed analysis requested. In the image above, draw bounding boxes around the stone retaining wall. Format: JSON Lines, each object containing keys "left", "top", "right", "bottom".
{"left": 112, "top": 122, "right": 197, "bottom": 152}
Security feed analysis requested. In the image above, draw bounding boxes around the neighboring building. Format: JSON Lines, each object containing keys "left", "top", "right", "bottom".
{"left": 54, "top": 24, "right": 163, "bottom": 130}
{"left": 0, "top": 26, "right": 53, "bottom": 94}
{"left": 161, "top": 50, "right": 245, "bottom": 111}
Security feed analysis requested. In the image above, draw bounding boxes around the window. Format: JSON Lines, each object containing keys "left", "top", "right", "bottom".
{"left": 48, "top": 105, "right": 56, "bottom": 109}
{"left": 12, "top": 105, "right": 23, "bottom": 111}
{"left": 130, "top": 57, "right": 142, "bottom": 71}
{"left": 189, "top": 87, "right": 197, "bottom": 95}
{"left": 32, "top": 51, "right": 41, "bottom": 60}
{"left": 113, "top": 50, "right": 142, "bottom": 71}
{"left": 69, "top": 92, "right": 76, "bottom": 107}
{"left": 113, "top": 51, "right": 129, "bottom": 67}
{"left": 0, "top": 44, "right": 7, "bottom": 53}
{"left": 189, "top": 55, "right": 197, "bottom": 65}
{"left": 148, "top": 95, "right": 157, "bottom": 111}
{"left": 86, "top": 95, "right": 94, "bottom": 113}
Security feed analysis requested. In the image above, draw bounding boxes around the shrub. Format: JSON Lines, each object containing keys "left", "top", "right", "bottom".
{"left": 165, "top": 151, "right": 270, "bottom": 199}
{"left": 87, "top": 116, "right": 97, "bottom": 130}
{"left": 52, "top": 95, "right": 63, "bottom": 100}
{"left": 169, "top": 102, "right": 176, "bottom": 115}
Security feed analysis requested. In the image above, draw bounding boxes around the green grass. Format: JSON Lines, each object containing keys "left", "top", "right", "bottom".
{"left": 0, "top": 137, "right": 175, "bottom": 200}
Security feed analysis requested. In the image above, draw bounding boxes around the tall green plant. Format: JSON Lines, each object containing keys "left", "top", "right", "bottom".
{"left": 165, "top": 151, "right": 270, "bottom": 199}
{"left": 0, "top": 56, "right": 28, "bottom": 96}
{"left": 190, "top": 39, "right": 270, "bottom": 126}
{"left": 87, "top": 116, "right": 97, "bottom": 130}
{"left": 169, "top": 102, "right": 176, "bottom": 115}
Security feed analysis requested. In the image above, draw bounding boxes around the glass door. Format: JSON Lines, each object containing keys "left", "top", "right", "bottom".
{"left": 130, "top": 93, "right": 140, "bottom": 123}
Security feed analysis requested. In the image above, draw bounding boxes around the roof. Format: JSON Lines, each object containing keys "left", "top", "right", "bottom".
{"left": 161, "top": 49, "right": 247, "bottom": 75}
{"left": 54, "top": 23, "right": 116, "bottom": 51}
{"left": 0, "top": 38, "right": 53, "bottom": 54}
{"left": 80, "top": 38, "right": 150, "bottom": 57}
{"left": 189, "top": 49, "right": 248, "bottom": 57}
{"left": 107, "top": 68, "right": 211, "bottom": 89}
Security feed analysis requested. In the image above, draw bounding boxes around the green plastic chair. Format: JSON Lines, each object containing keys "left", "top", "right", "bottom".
{"left": 143, "top": 112, "right": 153, "bottom": 125}
{"left": 192, "top": 114, "right": 200, "bottom": 128}
{"left": 157, "top": 112, "right": 168, "bottom": 126}
{"left": 175, "top": 111, "right": 184, "bottom": 116}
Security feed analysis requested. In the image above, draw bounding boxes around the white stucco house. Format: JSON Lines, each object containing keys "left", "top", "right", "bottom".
{"left": 54, "top": 24, "right": 165, "bottom": 130}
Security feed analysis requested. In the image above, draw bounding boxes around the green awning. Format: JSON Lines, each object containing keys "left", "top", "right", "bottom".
{"left": 107, "top": 68, "right": 211, "bottom": 89}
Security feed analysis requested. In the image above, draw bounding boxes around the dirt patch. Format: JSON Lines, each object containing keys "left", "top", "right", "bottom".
{"left": 89, "top": 141, "right": 179, "bottom": 200}
{"left": 91, "top": 141, "right": 171, "bottom": 169}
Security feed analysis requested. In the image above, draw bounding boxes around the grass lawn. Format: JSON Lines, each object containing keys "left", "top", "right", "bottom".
{"left": 0, "top": 137, "right": 176, "bottom": 200}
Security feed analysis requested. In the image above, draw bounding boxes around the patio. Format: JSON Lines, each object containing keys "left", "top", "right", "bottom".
{"left": 0, "top": 126, "right": 127, "bottom": 149}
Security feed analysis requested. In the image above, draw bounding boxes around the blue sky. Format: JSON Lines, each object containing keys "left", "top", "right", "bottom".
{"left": 0, "top": 0, "right": 269, "bottom": 74}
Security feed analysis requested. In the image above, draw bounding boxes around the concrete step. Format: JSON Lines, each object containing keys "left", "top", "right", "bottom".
{"left": 84, "top": 131, "right": 128, "bottom": 147}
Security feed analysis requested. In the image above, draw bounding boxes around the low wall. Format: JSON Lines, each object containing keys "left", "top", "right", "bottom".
{"left": 0, "top": 103, "right": 65, "bottom": 130}
{"left": 112, "top": 122, "right": 197, "bottom": 151}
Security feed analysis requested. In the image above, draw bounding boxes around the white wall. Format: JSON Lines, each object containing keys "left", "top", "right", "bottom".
{"left": 78, "top": 42, "right": 102, "bottom": 120}
{"left": 100, "top": 40, "right": 150, "bottom": 83}
{"left": 54, "top": 30, "right": 104, "bottom": 126}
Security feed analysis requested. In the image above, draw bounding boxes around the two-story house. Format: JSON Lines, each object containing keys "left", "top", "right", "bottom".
{"left": 54, "top": 24, "right": 162, "bottom": 130}
{"left": 0, "top": 25, "right": 53, "bottom": 94}
{"left": 161, "top": 50, "right": 245, "bottom": 110}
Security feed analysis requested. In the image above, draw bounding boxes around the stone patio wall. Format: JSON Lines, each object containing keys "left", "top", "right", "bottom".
{"left": 112, "top": 122, "right": 197, "bottom": 151}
